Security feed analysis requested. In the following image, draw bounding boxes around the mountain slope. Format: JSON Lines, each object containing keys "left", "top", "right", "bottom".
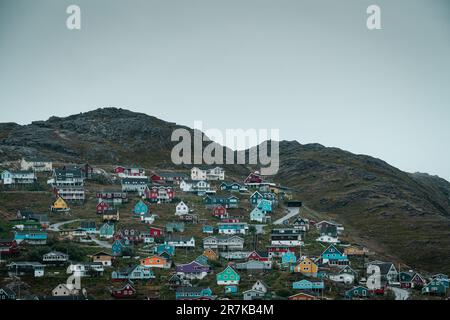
{"left": 1, "top": 108, "right": 449, "bottom": 273}
{"left": 273, "top": 141, "right": 450, "bottom": 273}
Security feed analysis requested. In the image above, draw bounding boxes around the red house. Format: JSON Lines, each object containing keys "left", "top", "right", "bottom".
{"left": 212, "top": 205, "right": 228, "bottom": 219}
{"left": 244, "top": 172, "right": 263, "bottom": 185}
{"left": 0, "top": 240, "right": 19, "bottom": 255}
{"left": 112, "top": 283, "right": 136, "bottom": 299}
{"left": 149, "top": 227, "right": 163, "bottom": 238}
{"left": 247, "top": 250, "right": 270, "bottom": 262}
{"left": 145, "top": 186, "right": 174, "bottom": 203}
{"left": 266, "top": 245, "right": 295, "bottom": 258}
{"left": 96, "top": 201, "right": 110, "bottom": 214}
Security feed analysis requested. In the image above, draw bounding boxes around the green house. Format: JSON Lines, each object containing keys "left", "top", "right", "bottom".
{"left": 422, "top": 279, "right": 447, "bottom": 295}
{"left": 345, "top": 286, "right": 370, "bottom": 299}
{"left": 99, "top": 223, "right": 115, "bottom": 239}
{"left": 217, "top": 266, "right": 240, "bottom": 285}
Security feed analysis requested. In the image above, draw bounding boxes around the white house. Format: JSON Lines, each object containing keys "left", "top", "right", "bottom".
{"left": 316, "top": 235, "right": 340, "bottom": 244}
{"left": 43, "top": 251, "right": 69, "bottom": 263}
{"left": 52, "top": 284, "right": 80, "bottom": 297}
{"left": 252, "top": 280, "right": 268, "bottom": 293}
{"left": 67, "top": 264, "right": 88, "bottom": 277}
{"left": 191, "top": 167, "right": 225, "bottom": 181}
{"left": 175, "top": 201, "right": 189, "bottom": 216}
{"left": 20, "top": 157, "right": 53, "bottom": 172}
{"left": 329, "top": 273, "right": 355, "bottom": 285}
{"left": 165, "top": 236, "right": 195, "bottom": 248}
{"left": 180, "top": 179, "right": 215, "bottom": 195}
{"left": 1, "top": 170, "right": 36, "bottom": 185}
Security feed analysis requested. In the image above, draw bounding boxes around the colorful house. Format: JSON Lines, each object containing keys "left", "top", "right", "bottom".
{"left": 216, "top": 266, "right": 240, "bottom": 285}
{"left": 195, "top": 255, "right": 209, "bottom": 266}
{"left": 345, "top": 286, "right": 370, "bottom": 299}
{"left": 202, "top": 225, "right": 214, "bottom": 234}
{"left": 50, "top": 196, "right": 70, "bottom": 212}
{"left": 133, "top": 200, "right": 149, "bottom": 216}
{"left": 176, "top": 261, "right": 210, "bottom": 280}
{"left": 256, "top": 199, "right": 272, "bottom": 213}
{"left": 288, "top": 292, "right": 318, "bottom": 300}
{"left": 154, "top": 244, "right": 175, "bottom": 257}
{"left": 203, "top": 248, "right": 218, "bottom": 261}
{"left": 175, "top": 287, "right": 214, "bottom": 300}
{"left": 96, "top": 200, "right": 110, "bottom": 214}
{"left": 293, "top": 257, "right": 318, "bottom": 277}
{"left": 250, "top": 207, "right": 268, "bottom": 223}
{"left": 111, "top": 283, "right": 136, "bottom": 299}
{"left": 225, "top": 285, "right": 238, "bottom": 294}
{"left": 112, "top": 239, "right": 129, "bottom": 257}
{"left": 204, "top": 195, "right": 239, "bottom": 209}
{"left": 292, "top": 279, "right": 324, "bottom": 290}
{"left": 212, "top": 205, "right": 228, "bottom": 219}
{"left": 112, "top": 265, "right": 155, "bottom": 281}
{"left": 175, "top": 201, "right": 189, "bottom": 216}
{"left": 281, "top": 251, "right": 297, "bottom": 265}
{"left": 399, "top": 271, "right": 426, "bottom": 289}
{"left": 99, "top": 223, "right": 115, "bottom": 239}
{"left": 320, "top": 244, "right": 349, "bottom": 266}
{"left": 220, "top": 182, "right": 245, "bottom": 192}
{"left": 247, "top": 250, "right": 269, "bottom": 262}
{"left": 217, "top": 222, "right": 249, "bottom": 235}
{"left": 13, "top": 231, "right": 48, "bottom": 244}
{"left": 422, "top": 279, "right": 447, "bottom": 295}
{"left": 80, "top": 221, "right": 97, "bottom": 234}
{"left": 140, "top": 255, "right": 170, "bottom": 269}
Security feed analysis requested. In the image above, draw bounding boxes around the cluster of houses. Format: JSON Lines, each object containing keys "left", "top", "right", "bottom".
{"left": 0, "top": 161, "right": 449, "bottom": 301}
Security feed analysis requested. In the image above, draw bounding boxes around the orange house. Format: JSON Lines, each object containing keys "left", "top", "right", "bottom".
{"left": 140, "top": 255, "right": 169, "bottom": 269}
{"left": 203, "top": 248, "right": 218, "bottom": 261}
{"left": 293, "top": 257, "right": 318, "bottom": 277}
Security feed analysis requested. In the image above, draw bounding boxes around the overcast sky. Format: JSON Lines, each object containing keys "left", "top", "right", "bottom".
{"left": 0, "top": 0, "right": 449, "bottom": 180}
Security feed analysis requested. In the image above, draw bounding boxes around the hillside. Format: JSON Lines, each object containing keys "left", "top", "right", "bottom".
{"left": 1, "top": 107, "right": 449, "bottom": 274}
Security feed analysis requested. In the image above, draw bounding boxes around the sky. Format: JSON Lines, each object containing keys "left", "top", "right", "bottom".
{"left": 0, "top": 0, "right": 449, "bottom": 180}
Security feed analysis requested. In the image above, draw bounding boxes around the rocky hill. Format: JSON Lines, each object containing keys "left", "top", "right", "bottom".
{"left": 1, "top": 108, "right": 449, "bottom": 273}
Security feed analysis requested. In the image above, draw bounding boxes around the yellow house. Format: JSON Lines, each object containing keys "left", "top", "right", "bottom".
{"left": 203, "top": 248, "right": 218, "bottom": 261}
{"left": 51, "top": 196, "right": 70, "bottom": 212}
{"left": 293, "top": 257, "right": 318, "bottom": 277}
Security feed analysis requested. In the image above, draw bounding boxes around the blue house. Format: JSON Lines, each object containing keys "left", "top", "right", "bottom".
{"left": 320, "top": 244, "right": 349, "bottom": 266}
{"left": 112, "top": 265, "right": 155, "bottom": 281}
{"left": 80, "top": 221, "right": 97, "bottom": 234}
{"left": 281, "top": 251, "right": 297, "bottom": 265}
{"left": 217, "top": 222, "right": 249, "bottom": 235}
{"left": 176, "top": 287, "right": 213, "bottom": 300}
{"left": 14, "top": 231, "right": 48, "bottom": 244}
{"left": 112, "top": 239, "right": 129, "bottom": 257}
{"left": 250, "top": 191, "right": 276, "bottom": 207}
{"left": 225, "top": 285, "right": 238, "bottom": 294}
{"left": 220, "top": 182, "right": 243, "bottom": 192}
{"left": 154, "top": 244, "right": 175, "bottom": 257}
{"left": 257, "top": 199, "right": 272, "bottom": 213}
{"left": 195, "top": 255, "right": 209, "bottom": 266}
{"left": 292, "top": 279, "right": 324, "bottom": 290}
{"left": 202, "top": 225, "right": 214, "bottom": 234}
{"left": 345, "top": 286, "right": 370, "bottom": 299}
{"left": 133, "top": 200, "right": 149, "bottom": 216}
{"left": 99, "top": 223, "right": 114, "bottom": 239}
